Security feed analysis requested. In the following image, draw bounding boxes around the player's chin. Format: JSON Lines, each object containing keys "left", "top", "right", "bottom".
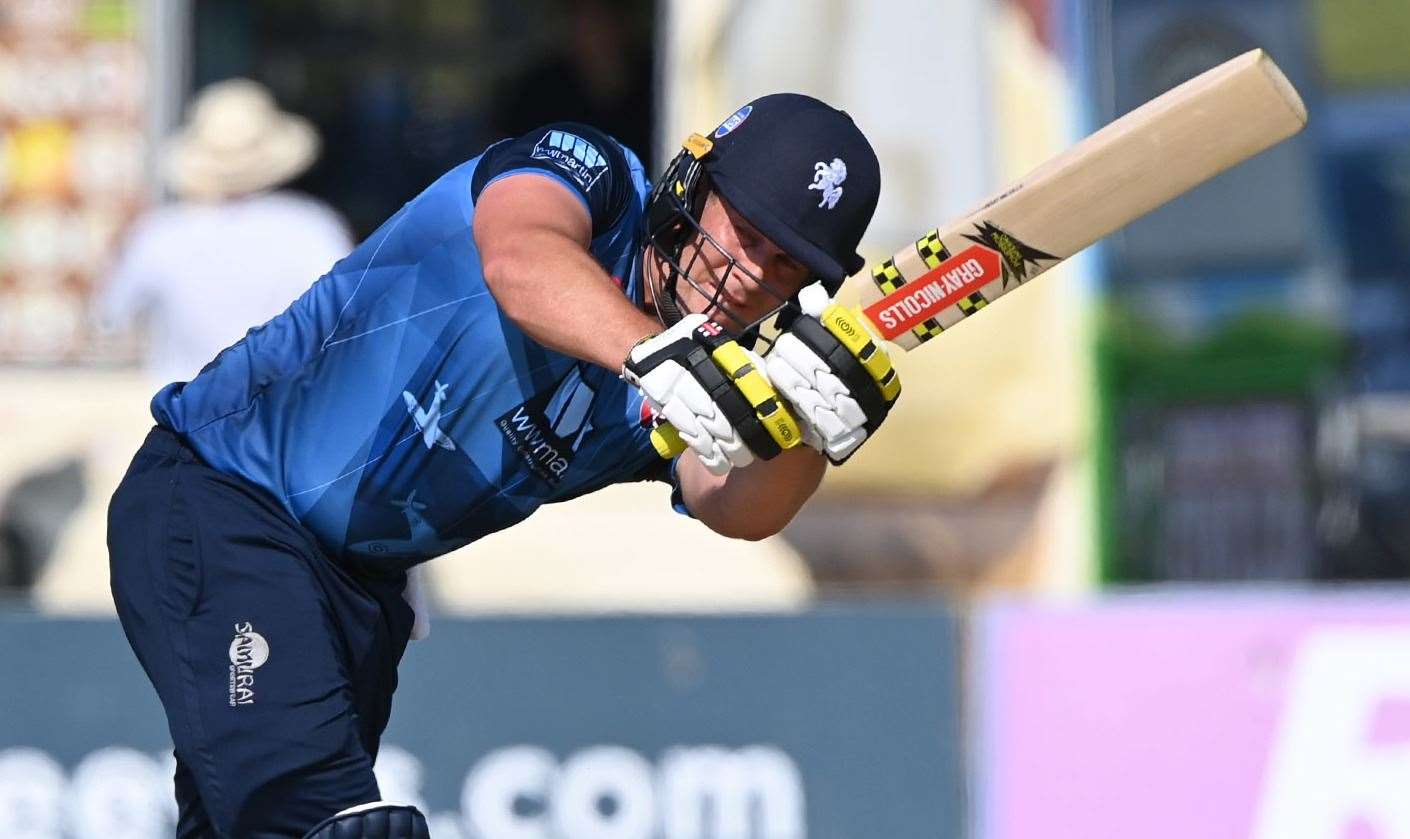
{"left": 711, "top": 291, "right": 768, "bottom": 327}
{"left": 702, "top": 300, "right": 765, "bottom": 333}
{"left": 679, "top": 285, "right": 773, "bottom": 333}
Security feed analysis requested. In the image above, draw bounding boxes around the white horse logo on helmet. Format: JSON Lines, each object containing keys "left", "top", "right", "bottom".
{"left": 809, "top": 158, "right": 847, "bottom": 209}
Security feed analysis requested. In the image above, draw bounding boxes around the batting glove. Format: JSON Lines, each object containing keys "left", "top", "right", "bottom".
{"left": 765, "top": 282, "right": 902, "bottom": 464}
{"left": 623, "top": 314, "right": 804, "bottom": 475}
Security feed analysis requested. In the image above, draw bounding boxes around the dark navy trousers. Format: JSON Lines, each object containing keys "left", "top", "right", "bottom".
{"left": 108, "top": 427, "right": 416, "bottom": 838}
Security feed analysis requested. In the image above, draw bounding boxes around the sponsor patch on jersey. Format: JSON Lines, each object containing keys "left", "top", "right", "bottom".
{"left": 714, "top": 104, "right": 752, "bottom": 138}
{"left": 496, "top": 366, "right": 597, "bottom": 486}
{"left": 531, "top": 130, "right": 610, "bottom": 192}
{"left": 228, "top": 622, "right": 269, "bottom": 707}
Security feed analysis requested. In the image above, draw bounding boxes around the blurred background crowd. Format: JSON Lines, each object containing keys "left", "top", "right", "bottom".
{"left": 3, "top": 0, "right": 1410, "bottom": 836}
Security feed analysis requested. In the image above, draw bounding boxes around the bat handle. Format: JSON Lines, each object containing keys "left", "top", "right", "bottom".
{"left": 651, "top": 422, "right": 687, "bottom": 459}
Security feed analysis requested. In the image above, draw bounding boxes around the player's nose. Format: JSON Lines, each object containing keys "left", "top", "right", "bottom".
{"left": 733, "top": 242, "right": 777, "bottom": 284}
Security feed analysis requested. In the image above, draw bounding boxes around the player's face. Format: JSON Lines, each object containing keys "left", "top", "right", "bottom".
{"left": 668, "top": 192, "right": 811, "bottom": 330}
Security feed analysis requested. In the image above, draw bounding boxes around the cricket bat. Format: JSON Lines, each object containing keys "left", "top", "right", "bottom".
{"left": 654, "top": 48, "right": 1307, "bottom": 457}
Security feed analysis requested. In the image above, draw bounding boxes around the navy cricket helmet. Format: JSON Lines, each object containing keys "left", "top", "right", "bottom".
{"left": 643, "top": 93, "right": 881, "bottom": 332}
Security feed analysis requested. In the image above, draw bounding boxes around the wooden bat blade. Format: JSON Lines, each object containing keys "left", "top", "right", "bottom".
{"left": 855, "top": 48, "right": 1308, "bottom": 351}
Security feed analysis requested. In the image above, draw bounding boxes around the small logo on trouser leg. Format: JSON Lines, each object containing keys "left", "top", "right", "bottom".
{"left": 228, "top": 622, "right": 269, "bottom": 706}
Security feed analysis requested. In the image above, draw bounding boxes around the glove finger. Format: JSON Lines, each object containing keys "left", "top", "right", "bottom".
{"left": 767, "top": 344, "right": 835, "bottom": 453}
{"left": 831, "top": 393, "right": 867, "bottom": 430}
{"left": 699, "top": 447, "right": 733, "bottom": 475}
{"left": 679, "top": 385, "right": 751, "bottom": 466}
{"left": 768, "top": 381, "right": 827, "bottom": 453}
{"left": 782, "top": 385, "right": 830, "bottom": 421}
{"left": 698, "top": 408, "right": 741, "bottom": 449}
{"left": 635, "top": 362, "right": 685, "bottom": 404}
{"left": 826, "top": 427, "right": 868, "bottom": 462}
{"left": 813, "top": 369, "right": 851, "bottom": 403}
{"left": 765, "top": 354, "right": 812, "bottom": 395}
{"left": 768, "top": 342, "right": 836, "bottom": 419}
{"left": 719, "top": 433, "right": 755, "bottom": 470}
{"left": 658, "top": 401, "right": 717, "bottom": 460}
{"left": 773, "top": 334, "right": 829, "bottom": 379}
{"left": 810, "top": 408, "right": 851, "bottom": 440}
{"left": 674, "top": 376, "right": 723, "bottom": 423}
{"left": 798, "top": 281, "right": 830, "bottom": 319}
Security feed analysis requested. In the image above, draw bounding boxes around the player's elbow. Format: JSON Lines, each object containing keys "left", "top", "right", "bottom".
{"left": 682, "top": 449, "right": 823, "bottom": 542}
{"left": 480, "top": 252, "right": 521, "bottom": 298}
{"left": 732, "top": 522, "right": 787, "bottom": 542}
{"left": 703, "top": 509, "right": 794, "bottom": 542}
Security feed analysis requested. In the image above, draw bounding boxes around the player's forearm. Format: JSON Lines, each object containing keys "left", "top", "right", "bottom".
{"left": 678, "top": 445, "right": 826, "bottom": 540}
{"left": 481, "top": 228, "right": 660, "bottom": 371}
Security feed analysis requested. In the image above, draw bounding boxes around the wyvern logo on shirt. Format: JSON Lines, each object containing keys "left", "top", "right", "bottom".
{"left": 531, "top": 130, "right": 609, "bottom": 192}
{"left": 496, "top": 366, "right": 597, "bottom": 486}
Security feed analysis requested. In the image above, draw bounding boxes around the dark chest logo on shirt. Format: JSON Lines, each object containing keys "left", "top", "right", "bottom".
{"left": 497, "top": 365, "right": 597, "bottom": 486}
{"left": 531, "top": 129, "right": 609, "bottom": 192}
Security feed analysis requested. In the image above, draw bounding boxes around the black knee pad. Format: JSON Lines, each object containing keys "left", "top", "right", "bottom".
{"left": 302, "top": 802, "right": 430, "bottom": 839}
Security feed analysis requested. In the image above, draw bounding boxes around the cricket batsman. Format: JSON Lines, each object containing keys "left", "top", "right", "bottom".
{"left": 108, "top": 93, "right": 900, "bottom": 837}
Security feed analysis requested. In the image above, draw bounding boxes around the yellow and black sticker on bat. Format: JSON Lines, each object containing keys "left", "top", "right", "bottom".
{"left": 868, "top": 230, "right": 947, "bottom": 342}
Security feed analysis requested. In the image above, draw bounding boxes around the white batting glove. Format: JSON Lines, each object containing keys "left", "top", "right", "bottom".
{"left": 623, "top": 314, "right": 801, "bottom": 475}
{"left": 765, "top": 282, "right": 902, "bottom": 464}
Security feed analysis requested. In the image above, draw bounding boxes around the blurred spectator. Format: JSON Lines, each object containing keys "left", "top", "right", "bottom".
{"left": 491, "top": 0, "right": 654, "bottom": 163}
{"left": 97, "top": 78, "right": 353, "bottom": 386}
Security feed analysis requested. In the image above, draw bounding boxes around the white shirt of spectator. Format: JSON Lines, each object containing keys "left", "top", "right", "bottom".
{"left": 98, "top": 191, "right": 353, "bottom": 386}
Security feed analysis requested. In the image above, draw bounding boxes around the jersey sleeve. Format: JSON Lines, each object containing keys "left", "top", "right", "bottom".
{"left": 470, "top": 122, "right": 634, "bottom": 238}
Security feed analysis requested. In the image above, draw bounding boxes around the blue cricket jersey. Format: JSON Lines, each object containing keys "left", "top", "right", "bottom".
{"left": 152, "top": 124, "right": 670, "bottom": 570}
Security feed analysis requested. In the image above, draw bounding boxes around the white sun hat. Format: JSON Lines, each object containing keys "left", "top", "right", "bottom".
{"left": 163, "top": 78, "right": 320, "bottom": 200}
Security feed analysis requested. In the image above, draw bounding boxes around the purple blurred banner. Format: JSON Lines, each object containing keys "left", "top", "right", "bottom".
{"left": 976, "top": 593, "right": 1410, "bottom": 839}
